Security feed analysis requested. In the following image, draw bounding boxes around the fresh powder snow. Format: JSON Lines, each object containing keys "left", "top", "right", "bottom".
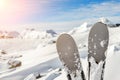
{"left": 0, "top": 18, "right": 120, "bottom": 80}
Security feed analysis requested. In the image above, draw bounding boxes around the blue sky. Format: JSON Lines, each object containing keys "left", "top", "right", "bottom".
{"left": 24, "top": 0, "right": 120, "bottom": 23}
{"left": 0, "top": 0, "right": 120, "bottom": 32}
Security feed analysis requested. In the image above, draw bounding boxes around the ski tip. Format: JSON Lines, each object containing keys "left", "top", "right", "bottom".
{"left": 95, "top": 22, "right": 107, "bottom": 27}
{"left": 88, "top": 22, "right": 109, "bottom": 63}
{"left": 56, "top": 33, "right": 72, "bottom": 43}
{"left": 56, "top": 33, "right": 69, "bottom": 47}
{"left": 97, "top": 22, "right": 107, "bottom": 25}
{"left": 58, "top": 33, "right": 70, "bottom": 38}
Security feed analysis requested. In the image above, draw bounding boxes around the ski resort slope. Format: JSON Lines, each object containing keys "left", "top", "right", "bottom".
{"left": 0, "top": 22, "right": 120, "bottom": 80}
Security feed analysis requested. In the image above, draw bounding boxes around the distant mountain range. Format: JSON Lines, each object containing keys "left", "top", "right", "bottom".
{"left": 0, "top": 18, "right": 119, "bottom": 39}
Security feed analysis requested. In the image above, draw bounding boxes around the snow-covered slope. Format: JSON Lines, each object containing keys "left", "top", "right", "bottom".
{"left": 69, "top": 22, "right": 89, "bottom": 34}
{"left": 0, "top": 20, "right": 120, "bottom": 80}
{"left": 68, "top": 22, "right": 90, "bottom": 46}
{"left": 19, "top": 29, "right": 57, "bottom": 39}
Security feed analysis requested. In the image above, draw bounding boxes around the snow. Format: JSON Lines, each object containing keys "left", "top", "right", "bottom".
{"left": 0, "top": 18, "right": 120, "bottom": 80}
{"left": 89, "top": 57, "right": 105, "bottom": 80}
{"left": 0, "top": 31, "right": 19, "bottom": 38}
{"left": 24, "top": 74, "right": 36, "bottom": 80}
{"left": 99, "top": 17, "right": 112, "bottom": 24}
{"left": 100, "top": 40, "right": 107, "bottom": 47}
{"left": 19, "top": 29, "right": 57, "bottom": 39}
{"left": 68, "top": 22, "right": 89, "bottom": 35}
{"left": 99, "top": 17, "right": 115, "bottom": 27}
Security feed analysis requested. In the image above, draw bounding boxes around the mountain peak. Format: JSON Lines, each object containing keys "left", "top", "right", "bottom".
{"left": 99, "top": 17, "right": 116, "bottom": 27}
{"left": 99, "top": 17, "right": 112, "bottom": 24}
{"left": 46, "top": 29, "right": 57, "bottom": 36}
{"left": 68, "top": 22, "right": 89, "bottom": 35}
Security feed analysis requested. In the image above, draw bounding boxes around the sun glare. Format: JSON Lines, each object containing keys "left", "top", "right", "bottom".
{"left": 0, "top": 0, "right": 39, "bottom": 25}
{"left": 0, "top": 0, "right": 6, "bottom": 9}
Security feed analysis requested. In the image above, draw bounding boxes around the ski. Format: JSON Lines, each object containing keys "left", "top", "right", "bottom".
{"left": 88, "top": 22, "right": 109, "bottom": 80}
{"left": 56, "top": 33, "right": 85, "bottom": 80}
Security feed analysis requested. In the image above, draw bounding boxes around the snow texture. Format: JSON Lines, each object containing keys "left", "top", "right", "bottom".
{"left": 0, "top": 18, "right": 120, "bottom": 80}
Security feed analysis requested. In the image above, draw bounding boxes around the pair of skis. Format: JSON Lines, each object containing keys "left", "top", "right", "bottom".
{"left": 56, "top": 22, "right": 109, "bottom": 80}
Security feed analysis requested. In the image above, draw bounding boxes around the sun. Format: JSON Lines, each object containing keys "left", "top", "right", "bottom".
{"left": 0, "top": 0, "right": 7, "bottom": 9}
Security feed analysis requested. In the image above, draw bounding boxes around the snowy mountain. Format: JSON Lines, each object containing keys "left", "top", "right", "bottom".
{"left": 68, "top": 22, "right": 90, "bottom": 46}
{"left": 0, "top": 31, "right": 19, "bottom": 38}
{"left": 46, "top": 29, "right": 57, "bottom": 36}
{"left": 7, "top": 31, "right": 20, "bottom": 38}
{"left": 19, "top": 29, "right": 57, "bottom": 39}
{"left": 0, "top": 19, "right": 120, "bottom": 80}
{"left": 99, "top": 17, "right": 115, "bottom": 27}
{"left": 69, "top": 22, "right": 89, "bottom": 35}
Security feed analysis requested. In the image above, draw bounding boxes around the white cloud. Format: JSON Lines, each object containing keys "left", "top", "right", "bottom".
{"left": 38, "top": 2, "right": 120, "bottom": 32}
{"left": 51, "top": 1, "right": 120, "bottom": 23}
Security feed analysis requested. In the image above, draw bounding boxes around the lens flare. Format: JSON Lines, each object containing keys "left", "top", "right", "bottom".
{"left": 0, "top": 0, "right": 47, "bottom": 26}
{"left": 0, "top": 0, "right": 7, "bottom": 9}
{"left": 0, "top": 0, "right": 31, "bottom": 25}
